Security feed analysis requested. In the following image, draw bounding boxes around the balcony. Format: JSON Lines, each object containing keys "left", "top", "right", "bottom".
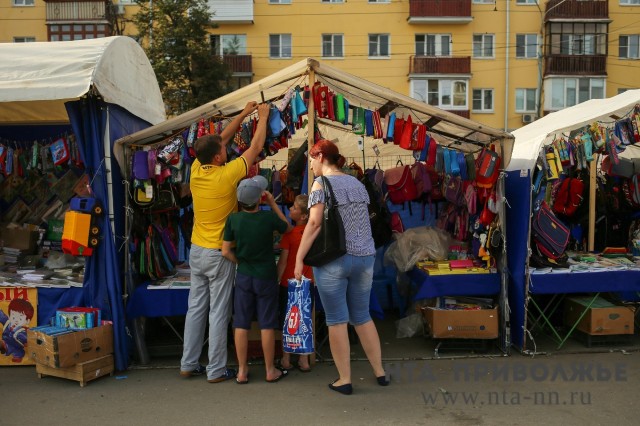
{"left": 408, "top": 0, "right": 472, "bottom": 24}
{"left": 544, "top": 0, "right": 608, "bottom": 21}
{"left": 544, "top": 54, "right": 607, "bottom": 76}
{"left": 208, "top": 0, "right": 253, "bottom": 24}
{"left": 447, "top": 110, "right": 470, "bottom": 119}
{"left": 45, "top": 1, "right": 107, "bottom": 22}
{"left": 222, "top": 55, "right": 253, "bottom": 76}
{"left": 409, "top": 56, "right": 471, "bottom": 75}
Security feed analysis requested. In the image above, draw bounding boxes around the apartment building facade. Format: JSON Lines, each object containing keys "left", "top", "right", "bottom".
{"left": 2, "top": 0, "right": 640, "bottom": 130}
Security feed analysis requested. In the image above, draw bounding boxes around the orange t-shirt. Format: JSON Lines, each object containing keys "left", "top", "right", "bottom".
{"left": 279, "top": 224, "right": 314, "bottom": 287}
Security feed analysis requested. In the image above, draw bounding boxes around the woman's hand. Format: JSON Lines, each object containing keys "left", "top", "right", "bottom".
{"left": 294, "top": 258, "right": 304, "bottom": 281}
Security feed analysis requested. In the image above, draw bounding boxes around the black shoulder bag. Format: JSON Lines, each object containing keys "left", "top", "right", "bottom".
{"left": 304, "top": 176, "right": 347, "bottom": 267}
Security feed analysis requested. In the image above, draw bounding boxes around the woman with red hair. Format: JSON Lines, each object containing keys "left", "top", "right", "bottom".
{"left": 294, "top": 139, "right": 388, "bottom": 395}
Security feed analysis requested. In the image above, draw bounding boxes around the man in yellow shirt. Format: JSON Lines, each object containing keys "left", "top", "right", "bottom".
{"left": 180, "top": 102, "right": 271, "bottom": 383}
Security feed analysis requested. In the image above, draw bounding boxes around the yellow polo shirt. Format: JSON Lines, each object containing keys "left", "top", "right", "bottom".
{"left": 190, "top": 156, "right": 247, "bottom": 249}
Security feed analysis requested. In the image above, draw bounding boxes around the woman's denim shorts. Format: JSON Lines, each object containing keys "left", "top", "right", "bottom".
{"left": 313, "top": 254, "right": 375, "bottom": 326}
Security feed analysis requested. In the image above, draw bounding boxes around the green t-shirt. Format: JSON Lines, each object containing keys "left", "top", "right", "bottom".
{"left": 223, "top": 210, "right": 288, "bottom": 279}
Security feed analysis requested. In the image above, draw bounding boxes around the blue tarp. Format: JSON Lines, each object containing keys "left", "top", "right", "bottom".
{"left": 66, "top": 97, "right": 152, "bottom": 371}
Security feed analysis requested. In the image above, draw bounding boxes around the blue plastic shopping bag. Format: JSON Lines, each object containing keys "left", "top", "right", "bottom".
{"left": 282, "top": 276, "right": 314, "bottom": 354}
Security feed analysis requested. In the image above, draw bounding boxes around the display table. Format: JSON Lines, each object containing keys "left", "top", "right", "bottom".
{"left": 127, "top": 284, "right": 385, "bottom": 319}
{"left": 126, "top": 285, "right": 190, "bottom": 319}
{"left": 126, "top": 283, "right": 385, "bottom": 365}
{"left": 527, "top": 270, "right": 640, "bottom": 349}
{"left": 407, "top": 268, "right": 501, "bottom": 300}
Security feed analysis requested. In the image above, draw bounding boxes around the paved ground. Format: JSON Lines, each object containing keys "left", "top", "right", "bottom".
{"left": 3, "top": 349, "right": 640, "bottom": 426}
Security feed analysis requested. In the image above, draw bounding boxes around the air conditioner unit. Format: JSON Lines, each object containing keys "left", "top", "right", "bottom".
{"left": 522, "top": 113, "right": 538, "bottom": 124}
{"left": 115, "top": 4, "right": 126, "bottom": 15}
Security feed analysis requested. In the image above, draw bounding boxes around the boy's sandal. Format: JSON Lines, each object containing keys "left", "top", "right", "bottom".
{"left": 297, "top": 364, "right": 312, "bottom": 373}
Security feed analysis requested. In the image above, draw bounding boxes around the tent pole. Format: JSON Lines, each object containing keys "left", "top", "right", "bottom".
{"left": 307, "top": 68, "right": 316, "bottom": 194}
{"left": 588, "top": 156, "right": 597, "bottom": 251}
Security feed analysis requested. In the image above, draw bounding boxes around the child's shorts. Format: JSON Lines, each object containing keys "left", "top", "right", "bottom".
{"left": 233, "top": 271, "right": 279, "bottom": 330}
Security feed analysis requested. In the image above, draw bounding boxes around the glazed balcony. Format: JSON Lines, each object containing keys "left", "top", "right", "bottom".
{"left": 544, "top": 0, "right": 608, "bottom": 21}
{"left": 44, "top": 0, "right": 107, "bottom": 22}
{"left": 408, "top": 0, "right": 472, "bottom": 24}
{"left": 410, "top": 56, "right": 471, "bottom": 75}
{"left": 208, "top": 0, "right": 253, "bottom": 24}
{"left": 544, "top": 54, "right": 607, "bottom": 76}
{"left": 222, "top": 54, "right": 253, "bottom": 75}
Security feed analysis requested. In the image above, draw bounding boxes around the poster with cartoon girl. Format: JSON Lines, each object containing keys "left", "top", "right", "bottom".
{"left": 0, "top": 287, "right": 37, "bottom": 366}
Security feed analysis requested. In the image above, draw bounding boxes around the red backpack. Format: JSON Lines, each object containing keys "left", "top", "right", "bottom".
{"left": 552, "top": 177, "right": 584, "bottom": 217}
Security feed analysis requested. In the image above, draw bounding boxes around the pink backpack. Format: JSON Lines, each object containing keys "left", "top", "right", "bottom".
{"left": 391, "top": 212, "right": 405, "bottom": 234}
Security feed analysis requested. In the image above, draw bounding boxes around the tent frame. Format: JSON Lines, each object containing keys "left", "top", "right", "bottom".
{"left": 116, "top": 58, "right": 515, "bottom": 360}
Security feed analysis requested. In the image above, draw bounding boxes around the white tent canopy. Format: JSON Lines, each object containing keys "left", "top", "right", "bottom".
{"left": 508, "top": 89, "right": 640, "bottom": 172}
{"left": 115, "top": 58, "right": 513, "bottom": 170}
{"left": 0, "top": 36, "right": 165, "bottom": 126}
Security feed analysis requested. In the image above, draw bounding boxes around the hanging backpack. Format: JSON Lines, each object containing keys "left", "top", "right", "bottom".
{"left": 552, "top": 177, "right": 585, "bottom": 217}
{"left": 532, "top": 201, "right": 570, "bottom": 259}
{"left": 360, "top": 175, "right": 393, "bottom": 248}
{"left": 476, "top": 146, "right": 501, "bottom": 188}
{"left": 383, "top": 163, "right": 418, "bottom": 205}
{"left": 444, "top": 175, "right": 464, "bottom": 206}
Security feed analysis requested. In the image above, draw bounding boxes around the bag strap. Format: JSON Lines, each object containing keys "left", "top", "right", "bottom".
{"left": 320, "top": 175, "right": 338, "bottom": 208}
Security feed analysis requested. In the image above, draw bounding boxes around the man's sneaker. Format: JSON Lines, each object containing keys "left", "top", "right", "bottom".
{"left": 180, "top": 364, "right": 207, "bottom": 377}
{"left": 208, "top": 368, "right": 237, "bottom": 383}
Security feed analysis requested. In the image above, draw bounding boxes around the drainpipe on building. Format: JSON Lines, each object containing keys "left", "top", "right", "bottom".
{"left": 504, "top": 0, "right": 511, "bottom": 131}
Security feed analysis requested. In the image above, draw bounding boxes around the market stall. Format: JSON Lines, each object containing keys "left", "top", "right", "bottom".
{"left": 505, "top": 89, "right": 640, "bottom": 352}
{"left": 0, "top": 36, "right": 165, "bottom": 370}
{"left": 114, "top": 58, "right": 515, "bottom": 361}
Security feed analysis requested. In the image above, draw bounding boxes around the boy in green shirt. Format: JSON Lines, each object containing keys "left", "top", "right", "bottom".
{"left": 222, "top": 175, "right": 293, "bottom": 384}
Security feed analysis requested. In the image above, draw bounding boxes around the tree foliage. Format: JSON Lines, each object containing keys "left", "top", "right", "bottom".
{"left": 132, "top": 0, "right": 231, "bottom": 116}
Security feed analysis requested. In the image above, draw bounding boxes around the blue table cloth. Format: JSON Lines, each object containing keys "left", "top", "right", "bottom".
{"left": 408, "top": 268, "right": 501, "bottom": 300}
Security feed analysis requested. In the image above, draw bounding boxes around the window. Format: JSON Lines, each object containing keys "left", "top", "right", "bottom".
{"left": 270, "top": 34, "right": 292, "bottom": 58}
{"left": 269, "top": 0, "right": 291, "bottom": 3}
{"left": 516, "top": 34, "right": 538, "bottom": 58}
{"left": 321, "top": 0, "right": 344, "bottom": 3}
{"left": 48, "top": 23, "right": 109, "bottom": 41}
{"left": 473, "top": 0, "right": 494, "bottom": 3}
{"left": 548, "top": 78, "right": 605, "bottom": 110}
{"left": 369, "top": 34, "right": 390, "bottom": 58}
{"left": 618, "top": 88, "right": 640, "bottom": 94}
{"left": 473, "top": 34, "right": 494, "bottom": 58}
{"left": 415, "top": 34, "right": 450, "bottom": 56}
{"left": 322, "top": 34, "right": 344, "bottom": 58}
{"left": 516, "top": 0, "right": 538, "bottom": 4}
{"left": 12, "top": 0, "right": 35, "bottom": 5}
{"left": 411, "top": 79, "right": 468, "bottom": 109}
{"left": 547, "top": 22, "right": 607, "bottom": 55}
{"left": 472, "top": 89, "right": 493, "bottom": 112}
{"left": 515, "top": 88, "right": 537, "bottom": 112}
{"left": 620, "top": 0, "right": 640, "bottom": 4}
{"left": 620, "top": 35, "right": 640, "bottom": 59}
{"left": 13, "top": 37, "right": 35, "bottom": 43}
{"left": 368, "top": 0, "right": 390, "bottom": 2}
{"left": 211, "top": 35, "right": 247, "bottom": 55}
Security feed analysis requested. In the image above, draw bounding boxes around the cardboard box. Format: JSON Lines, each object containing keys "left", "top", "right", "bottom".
{"left": 247, "top": 321, "right": 283, "bottom": 359}
{"left": 564, "top": 297, "right": 634, "bottom": 335}
{"left": 422, "top": 307, "right": 499, "bottom": 339}
{"left": 0, "top": 225, "right": 39, "bottom": 253}
{"left": 27, "top": 324, "right": 114, "bottom": 368}
{"left": 36, "top": 354, "right": 114, "bottom": 387}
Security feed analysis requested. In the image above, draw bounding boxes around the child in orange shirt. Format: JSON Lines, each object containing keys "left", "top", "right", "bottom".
{"left": 277, "top": 194, "right": 313, "bottom": 372}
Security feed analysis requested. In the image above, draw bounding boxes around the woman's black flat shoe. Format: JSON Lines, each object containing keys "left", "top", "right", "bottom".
{"left": 329, "top": 380, "right": 353, "bottom": 395}
{"left": 377, "top": 375, "right": 390, "bottom": 386}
